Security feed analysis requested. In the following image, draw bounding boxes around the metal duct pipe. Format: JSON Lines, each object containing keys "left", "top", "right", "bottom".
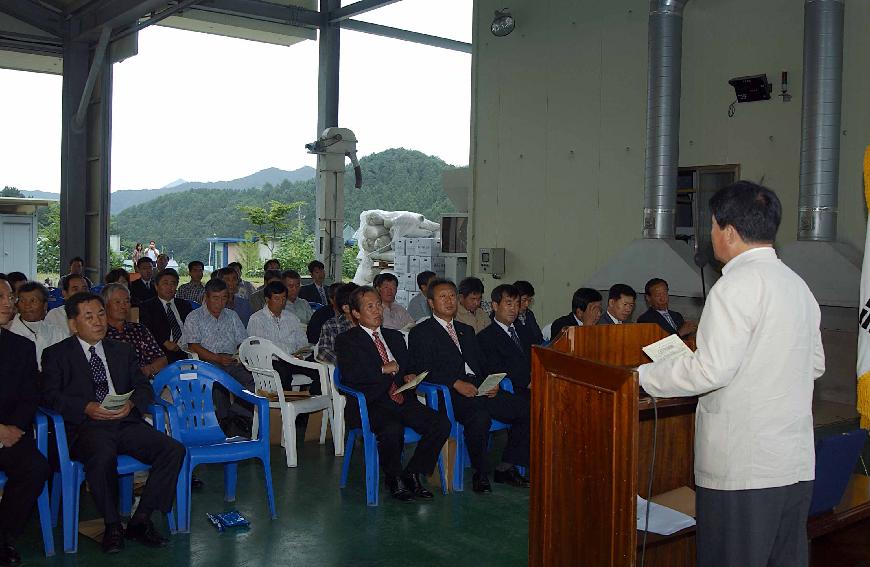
{"left": 798, "top": 0, "right": 844, "bottom": 241}
{"left": 643, "top": 0, "right": 688, "bottom": 239}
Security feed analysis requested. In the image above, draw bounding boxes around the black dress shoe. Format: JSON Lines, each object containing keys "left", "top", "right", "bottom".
{"left": 191, "top": 475, "right": 204, "bottom": 489}
{"left": 493, "top": 467, "right": 530, "bottom": 488}
{"left": 472, "top": 472, "right": 492, "bottom": 493}
{"left": 402, "top": 472, "right": 434, "bottom": 500}
{"left": 101, "top": 523, "right": 125, "bottom": 554}
{"left": 125, "top": 519, "right": 168, "bottom": 548}
{"left": 0, "top": 542, "right": 21, "bottom": 566}
{"left": 385, "top": 475, "right": 415, "bottom": 501}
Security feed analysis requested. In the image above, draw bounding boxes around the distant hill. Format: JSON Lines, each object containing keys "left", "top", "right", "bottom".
{"left": 21, "top": 166, "right": 316, "bottom": 214}
{"left": 112, "top": 148, "right": 456, "bottom": 264}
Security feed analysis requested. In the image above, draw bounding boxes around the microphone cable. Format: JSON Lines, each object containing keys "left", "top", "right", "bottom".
{"left": 639, "top": 394, "right": 658, "bottom": 567}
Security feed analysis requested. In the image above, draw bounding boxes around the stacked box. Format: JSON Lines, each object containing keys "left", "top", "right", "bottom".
{"left": 413, "top": 238, "right": 441, "bottom": 256}
{"left": 409, "top": 256, "right": 421, "bottom": 274}
{"left": 395, "top": 289, "right": 409, "bottom": 307}
{"left": 401, "top": 273, "right": 416, "bottom": 292}
{"left": 432, "top": 256, "right": 446, "bottom": 275}
{"left": 393, "top": 237, "right": 408, "bottom": 256}
{"left": 393, "top": 255, "right": 409, "bottom": 274}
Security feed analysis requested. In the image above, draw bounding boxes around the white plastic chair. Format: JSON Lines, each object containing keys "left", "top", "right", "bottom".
{"left": 542, "top": 322, "right": 553, "bottom": 342}
{"left": 239, "top": 337, "right": 338, "bottom": 467}
{"left": 314, "top": 344, "right": 345, "bottom": 457}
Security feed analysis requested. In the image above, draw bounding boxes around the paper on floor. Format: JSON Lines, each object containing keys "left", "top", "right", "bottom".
{"left": 637, "top": 495, "right": 696, "bottom": 535}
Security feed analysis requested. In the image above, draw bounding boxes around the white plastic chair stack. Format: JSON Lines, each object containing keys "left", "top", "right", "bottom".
{"left": 239, "top": 337, "right": 338, "bottom": 467}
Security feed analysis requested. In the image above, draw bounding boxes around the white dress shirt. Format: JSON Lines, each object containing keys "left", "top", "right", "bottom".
{"left": 8, "top": 314, "right": 67, "bottom": 370}
{"left": 246, "top": 307, "right": 307, "bottom": 355}
{"left": 77, "top": 337, "right": 118, "bottom": 395}
{"left": 159, "top": 297, "right": 183, "bottom": 329}
{"left": 433, "top": 316, "right": 473, "bottom": 375}
{"left": 45, "top": 306, "right": 72, "bottom": 338}
{"left": 639, "top": 247, "right": 825, "bottom": 491}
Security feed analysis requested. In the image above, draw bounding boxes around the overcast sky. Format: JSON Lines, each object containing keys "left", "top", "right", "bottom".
{"left": 0, "top": 0, "right": 471, "bottom": 192}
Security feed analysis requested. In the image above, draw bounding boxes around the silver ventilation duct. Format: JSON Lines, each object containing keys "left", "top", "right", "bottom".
{"left": 798, "top": 0, "right": 844, "bottom": 241}
{"left": 642, "top": 0, "right": 688, "bottom": 239}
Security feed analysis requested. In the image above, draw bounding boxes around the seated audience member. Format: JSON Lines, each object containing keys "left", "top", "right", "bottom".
{"left": 104, "top": 268, "right": 130, "bottom": 288}
{"left": 316, "top": 283, "right": 358, "bottom": 365}
{"left": 455, "top": 277, "right": 491, "bottom": 334}
{"left": 175, "top": 261, "right": 206, "bottom": 304}
{"left": 45, "top": 273, "right": 90, "bottom": 338}
{"left": 61, "top": 257, "right": 93, "bottom": 289}
{"left": 637, "top": 278, "right": 698, "bottom": 337}
{"left": 282, "top": 270, "right": 313, "bottom": 325}
{"left": 6, "top": 272, "right": 28, "bottom": 294}
{"left": 550, "top": 287, "right": 603, "bottom": 338}
{"left": 41, "top": 292, "right": 185, "bottom": 553}
{"left": 179, "top": 278, "right": 254, "bottom": 434}
{"left": 409, "top": 278, "right": 530, "bottom": 493}
{"left": 129, "top": 257, "right": 157, "bottom": 305}
{"left": 102, "top": 283, "right": 168, "bottom": 379}
{"left": 216, "top": 267, "right": 253, "bottom": 326}
{"left": 228, "top": 262, "right": 256, "bottom": 299}
{"left": 478, "top": 284, "right": 532, "bottom": 396}
{"left": 138, "top": 269, "right": 193, "bottom": 364}
{"left": 9, "top": 281, "right": 66, "bottom": 369}
{"left": 513, "top": 280, "right": 544, "bottom": 345}
{"left": 598, "top": 284, "right": 637, "bottom": 325}
{"left": 308, "top": 282, "right": 342, "bottom": 345}
{"left": 0, "top": 278, "right": 52, "bottom": 566}
{"left": 263, "top": 258, "right": 281, "bottom": 273}
{"left": 407, "top": 271, "right": 436, "bottom": 321}
{"left": 155, "top": 254, "right": 169, "bottom": 273}
{"left": 337, "top": 286, "right": 451, "bottom": 501}
{"left": 299, "top": 260, "right": 328, "bottom": 305}
{"left": 248, "top": 270, "right": 282, "bottom": 313}
{"left": 374, "top": 273, "right": 415, "bottom": 330}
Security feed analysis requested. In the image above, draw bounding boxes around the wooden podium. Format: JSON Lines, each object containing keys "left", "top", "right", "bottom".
{"left": 529, "top": 324, "right": 698, "bottom": 566}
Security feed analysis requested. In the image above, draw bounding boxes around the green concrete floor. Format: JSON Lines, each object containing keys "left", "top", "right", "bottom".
{"left": 15, "top": 433, "right": 530, "bottom": 567}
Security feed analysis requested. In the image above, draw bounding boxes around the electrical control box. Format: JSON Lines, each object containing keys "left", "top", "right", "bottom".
{"left": 479, "top": 247, "right": 505, "bottom": 277}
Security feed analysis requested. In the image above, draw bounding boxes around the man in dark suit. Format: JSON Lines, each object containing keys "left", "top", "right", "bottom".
{"left": 307, "top": 282, "right": 341, "bottom": 345}
{"left": 138, "top": 268, "right": 193, "bottom": 363}
{"left": 41, "top": 292, "right": 185, "bottom": 554}
{"left": 0, "top": 279, "right": 51, "bottom": 566}
{"left": 637, "top": 278, "right": 697, "bottom": 337}
{"left": 336, "top": 286, "right": 450, "bottom": 501}
{"left": 408, "top": 278, "right": 530, "bottom": 493}
{"left": 550, "top": 287, "right": 603, "bottom": 338}
{"left": 598, "top": 283, "right": 636, "bottom": 325}
{"left": 129, "top": 257, "right": 157, "bottom": 306}
{"left": 478, "top": 284, "right": 532, "bottom": 397}
{"left": 299, "top": 260, "right": 328, "bottom": 305}
{"left": 512, "top": 280, "right": 543, "bottom": 345}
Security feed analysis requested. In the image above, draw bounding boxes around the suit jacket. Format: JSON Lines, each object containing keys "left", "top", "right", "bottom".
{"left": 307, "top": 305, "right": 336, "bottom": 344}
{"left": 336, "top": 326, "right": 411, "bottom": 405}
{"left": 41, "top": 336, "right": 153, "bottom": 441}
{"left": 0, "top": 329, "right": 40, "bottom": 432}
{"left": 637, "top": 307, "right": 685, "bottom": 335}
{"left": 516, "top": 309, "right": 544, "bottom": 345}
{"left": 299, "top": 283, "right": 326, "bottom": 305}
{"left": 550, "top": 313, "right": 579, "bottom": 339}
{"left": 130, "top": 278, "right": 157, "bottom": 305}
{"left": 477, "top": 322, "right": 531, "bottom": 390}
{"left": 597, "top": 311, "right": 623, "bottom": 325}
{"left": 408, "top": 317, "right": 486, "bottom": 388}
{"left": 138, "top": 297, "right": 194, "bottom": 362}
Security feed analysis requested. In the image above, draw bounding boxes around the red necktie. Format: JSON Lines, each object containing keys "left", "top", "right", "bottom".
{"left": 446, "top": 321, "right": 461, "bottom": 349}
{"left": 373, "top": 330, "right": 404, "bottom": 405}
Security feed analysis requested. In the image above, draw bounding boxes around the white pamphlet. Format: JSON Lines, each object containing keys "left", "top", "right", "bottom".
{"left": 642, "top": 334, "right": 693, "bottom": 363}
{"left": 394, "top": 371, "right": 429, "bottom": 395}
{"left": 475, "top": 373, "right": 507, "bottom": 396}
{"left": 637, "top": 496, "right": 696, "bottom": 535}
{"left": 101, "top": 391, "right": 133, "bottom": 411}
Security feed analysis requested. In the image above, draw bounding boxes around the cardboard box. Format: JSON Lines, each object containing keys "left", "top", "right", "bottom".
{"left": 409, "top": 256, "right": 421, "bottom": 274}
{"left": 414, "top": 238, "right": 442, "bottom": 256}
{"left": 269, "top": 406, "right": 331, "bottom": 446}
{"left": 396, "top": 289, "right": 409, "bottom": 306}
{"left": 393, "top": 237, "right": 407, "bottom": 256}
{"left": 393, "top": 254, "right": 409, "bottom": 274}
{"left": 402, "top": 273, "right": 417, "bottom": 291}
{"left": 419, "top": 256, "right": 433, "bottom": 272}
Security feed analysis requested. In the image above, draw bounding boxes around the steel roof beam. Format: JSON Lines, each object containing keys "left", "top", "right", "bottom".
{"left": 191, "top": 0, "right": 321, "bottom": 29}
{"left": 339, "top": 19, "right": 470, "bottom": 53}
{"left": 0, "top": 0, "right": 63, "bottom": 37}
{"left": 73, "top": 0, "right": 170, "bottom": 41}
{"left": 328, "top": 0, "right": 400, "bottom": 23}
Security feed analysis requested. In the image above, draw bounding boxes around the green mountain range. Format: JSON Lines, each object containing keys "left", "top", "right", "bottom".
{"left": 112, "top": 148, "right": 458, "bottom": 264}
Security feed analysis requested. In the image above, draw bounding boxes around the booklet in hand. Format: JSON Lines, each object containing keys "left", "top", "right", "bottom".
{"left": 394, "top": 371, "right": 429, "bottom": 395}
{"left": 475, "top": 373, "right": 507, "bottom": 396}
{"left": 101, "top": 391, "right": 133, "bottom": 411}
{"left": 642, "top": 334, "right": 693, "bottom": 363}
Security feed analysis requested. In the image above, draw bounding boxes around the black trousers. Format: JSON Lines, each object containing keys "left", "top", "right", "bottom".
{"left": 0, "top": 436, "right": 51, "bottom": 538}
{"left": 213, "top": 361, "right": 256, "bottom": 422}
{"left": 272, "top": 359, "right": 322, "bottom": 396}
{"left": 368, "top": 398, "right": 451, "bottom": 478}
{"left": 451, "top": 390, "right": 530, "bottom": 473}
{"left": 70, "top": 420, "right": 185, "bottom": 525}
{"left": 696, "top": 481, "right": 814, "bottom": 567}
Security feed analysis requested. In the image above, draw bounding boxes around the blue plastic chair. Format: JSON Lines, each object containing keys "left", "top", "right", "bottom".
{"left": 308, "top": 301, "right": 324, "bottom": 311}
{"left": 188, "top": 300, "right": 201, "bottom": 310}
{"left": 0, "top": 413, "right": 55, "bottom": 556}
{"left": 420, "top": 377, "right": 524, "bottom": 492}
{"left": 90, "top": 283, "right": 105, "bottom": 294}
{"left": 39, "top": 407, "right": 179, "bottom": 553}
{"left": 333, "top": 367, "right": 448, "bottom": 506}
{"left": 47, "top": 294, "right": 65, "bottom": 311}
{"left": 152, "top": 360, "right": 276, "bottom": 532}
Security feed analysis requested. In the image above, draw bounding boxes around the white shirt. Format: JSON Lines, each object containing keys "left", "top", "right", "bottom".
{"left": 45, "top": 306, "right": 72, "bottom": 339}
{"left": 159, "top": 297, "right": 182, "bottom": 326}
{"left": 359, "top": 325, "right": 395, "bottom": 362}
{"left": 77, "top": 337, "right": 118, "bottom": 395}
{"left": 246, "top": 307, "right": 307, "bottom": 356}
{"left": 493, "top": 318, "right": 521, "bottom": 341}
{"left": 145, "top": 248, "right": 159, "bottom": 261}
{"left": 604, "top": 311, "right": 621, "bottom": 324}
{"left": 638, "top": 247, "right": 824, "bottom": 490}
{"left": 8, "top": 314, "right": 67, "bottom": 370}
{"left": 573, "top": 314, "right": 584, "bottom": 326}
{"left": 433, "top": 316, "right": 473, "bottom": 375}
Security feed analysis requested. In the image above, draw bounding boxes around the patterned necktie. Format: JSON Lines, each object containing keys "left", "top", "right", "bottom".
{"left": 319, "top": 286, "right": 327, "bottom": 304}
{"left": 166, "top": 302, "right": 182, "bottom": 342}
{"left": 508, "top": 325, "right": 524, "bottom": 352}
{"left": 373, "top": 331, "right": 403, "bottom": 405}
{"left": 661, "top": 311, "right": 677, "bottom": 331}
{"left": 445, "top": 321, "right": 461, "bottom": 349}
{"left": 89, "top": 346, "right": 109, "bottom": 402}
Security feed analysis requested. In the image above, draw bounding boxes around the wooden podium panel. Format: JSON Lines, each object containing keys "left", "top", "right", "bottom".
{"left": 530, "top": 324, "right": 697, "bottom": 567}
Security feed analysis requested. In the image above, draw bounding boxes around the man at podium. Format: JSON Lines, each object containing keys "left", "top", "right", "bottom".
{"left": 638, "top": 182, "right": 825, "bottom": 567}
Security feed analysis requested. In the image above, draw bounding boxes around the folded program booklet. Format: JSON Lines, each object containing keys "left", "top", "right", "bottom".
{"left": 642, "top": 334, "right": 693, "bottom": 363}
{"left": 394, "top": 371, "right": 429, "bottom": 395}
{"left": 475, "top": 373, "right": 507, "bottom": 396}
{"left": 101, "top": 391, "right": 133, "bottom": 411}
